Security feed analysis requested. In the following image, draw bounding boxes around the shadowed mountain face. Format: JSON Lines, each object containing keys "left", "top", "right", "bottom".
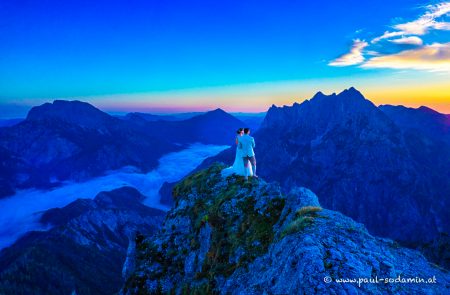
{"left": 0, "top": 119, "right": 23, "bottom": 127}
{"left": 0, "top": 186, "right": 165, "bottom": 295}
{"left": 0, "top": 101, "right": 243, "bottom": 197}
{"left": 202, "top": 88, "right": 450, "bottom": 268}
{"left": 0, "top": 100, "right": 179, "bottom": 196}
{"left": 258, "top": 88, "right": 450, "bottom": 258}
{"left": 231, "top": 113, "right": 266, "bottom": 131}
{"left": 26, "top": 100, "right": 117, "bottom": 129}
{"left": 123, "top": 112, "right": 203, "bottom": 122}
{"left": 123, "top": 111, "right": 265, "bottom": 131}
{"left": 379, "top": 104, "right": 450, "bottom": 145}
{"left": 125, "top": 108, "right": 245, "bottom": 145}
{"left": 123, "top": 165, "right": 450, "bottom": 294}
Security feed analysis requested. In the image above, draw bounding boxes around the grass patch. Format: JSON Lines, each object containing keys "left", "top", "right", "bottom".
{"left": 280, "top": 206, "right": 322, "bottom": 238}
{"left": 173, "top": 163, "right": 225, "bottom": 200}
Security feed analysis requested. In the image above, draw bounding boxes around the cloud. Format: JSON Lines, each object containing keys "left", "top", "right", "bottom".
{"left": 372, "top": 2, "right": 450, "bottom": 43}
{"left": 0, "top": 143, "right": 229, "bottom": 250}
{"left": 329, "top": 39, "right": 368, "bottom": 66}
{"left": 330, "top": 2, "right": 450, "bottom": 72}
{"left": 389, "top": 36, "right": 423, "bottom": 46}
{"left": 361, "top": 42, "right": 450, "bottom": 72}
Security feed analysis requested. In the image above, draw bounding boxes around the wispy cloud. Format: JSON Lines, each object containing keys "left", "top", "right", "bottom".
{"left": 372, "top": 2, "right": 450, "bottom": 43}
{"left": 330, "top": 2, "right": 450, "bottom": 72}
{"left": 328, "top": 39, "right": 368, "bottom": 66}
{"left": 389, "top": 36, "right": 423, "bottom": 46}
{"left": 362, "top": 42, "right": 450, "bottom": 72}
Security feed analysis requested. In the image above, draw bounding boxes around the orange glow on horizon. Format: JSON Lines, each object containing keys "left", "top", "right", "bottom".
{"left": 49, "top": 78, "right": 450, "bottom": 115}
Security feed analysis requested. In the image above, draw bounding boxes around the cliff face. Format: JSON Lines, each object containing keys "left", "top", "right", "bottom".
{"left": 242, "top": 88, "right": 450, "bottom": 269}
{"left": 123, "top": 164, "right": 450, "bottom": 294}
{"left": 0, "top": 187, "right": 165, "bottom": 295}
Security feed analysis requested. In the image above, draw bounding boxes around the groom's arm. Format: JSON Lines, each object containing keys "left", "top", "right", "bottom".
{"left": 252, "top": 137, "right": 255, "bottom": 148}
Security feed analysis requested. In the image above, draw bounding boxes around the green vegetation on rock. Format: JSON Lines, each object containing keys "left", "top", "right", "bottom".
{"left": 280, "top": 206, "right": 322, "bottom": 238}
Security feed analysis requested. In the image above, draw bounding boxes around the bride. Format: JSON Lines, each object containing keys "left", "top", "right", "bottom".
{"left": 222, "top": 128, "right": 253, "bottom": 177}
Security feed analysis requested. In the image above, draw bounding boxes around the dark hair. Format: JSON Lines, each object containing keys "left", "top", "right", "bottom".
{"left": 244, "top": 128, "right": 250, "bottom": 134}
{"left": 236, "top": 128, "right": 243, "bottom": 134}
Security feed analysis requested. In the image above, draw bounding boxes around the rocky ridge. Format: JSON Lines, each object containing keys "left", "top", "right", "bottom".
{"left": 123, "top": 164, "right": 450, "bottom": 294}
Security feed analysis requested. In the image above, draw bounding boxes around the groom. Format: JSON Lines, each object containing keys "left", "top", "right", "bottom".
{"left": 239, "top": 128, "right": 258, "bottom": 180}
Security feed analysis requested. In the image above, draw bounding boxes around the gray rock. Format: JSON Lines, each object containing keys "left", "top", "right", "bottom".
{"left": 123, "top": 165, "right": 450, "bottom": 294}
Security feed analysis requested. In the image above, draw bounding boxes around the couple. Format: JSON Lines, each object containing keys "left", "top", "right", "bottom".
{"left": 222, "top": 127, "right": 258, "bottom": 180}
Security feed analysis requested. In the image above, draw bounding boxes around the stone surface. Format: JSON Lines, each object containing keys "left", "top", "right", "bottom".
{"left": 123, "top": 164, "right": 450, "bottom": 294}
{"left": 0, "top": 186, "right": 165, "bottom": 295}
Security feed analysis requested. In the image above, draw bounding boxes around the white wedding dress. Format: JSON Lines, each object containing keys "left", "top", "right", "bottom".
{"left": 222, "top": 137, "right": 253, "bottom": 177}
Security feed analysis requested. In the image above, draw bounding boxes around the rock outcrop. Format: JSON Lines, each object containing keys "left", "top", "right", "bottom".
{"left": 123, "top": 164, "right": 450, "bottom": 294}
{"left": 0, "top": 187, "right": 165, "bottom": 295}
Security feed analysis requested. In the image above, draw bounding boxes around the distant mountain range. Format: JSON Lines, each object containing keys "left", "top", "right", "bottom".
{"left": 121, "top": 111, "right": 204, "bottom": 122}
{"left": 125, "top": 108, "right": 245, "bottom": 145}
{"left": 0, "top": 186, "right": 165, "bottom": 295}
{"left": 123, "top": 110, "right": 265, "bottom": 131}
{"left": 0, "top": 101, "right": 245, "bottom": 197}
{"left": 201, "top": 87, "right": 450, "bottom": 268}
{"left": 0, "top": 90, "right": 449, "bottom": 293}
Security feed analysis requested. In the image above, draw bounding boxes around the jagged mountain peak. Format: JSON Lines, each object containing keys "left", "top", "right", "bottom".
{"left": 261, "top": 88, "right": 388, "bottom": 130}
{"left": 268, "top": 87, "right": 374, "bottom": 112}
{"left": 341, "top": 86, "right": 360, "bottom": 94}
{"left": 308, "top": 87, "right": 364, "bottom": 102}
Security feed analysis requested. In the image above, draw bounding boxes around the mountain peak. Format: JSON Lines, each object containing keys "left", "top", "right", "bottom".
{"left": 311, "top": 91, "right": 326, "bottom": 100}
{"left": 417, "top": 105, "right": 440, "bottom": 115}
{"left": 338, "top": 86, "right": 364, "bottom": 98}
{"left": 26, "top": 100, "right": 115, "bottom": 128}
{"left": 208, "top": 108, "right": 227, "bottom": 115}
{"left": 192, "top": 108, "right": 241, "bottom": 123}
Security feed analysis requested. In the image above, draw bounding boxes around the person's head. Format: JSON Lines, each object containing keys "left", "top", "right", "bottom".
{"left": 236, "top": 128, "right": 244, "bottom": 135}
{"left": 244, "top": 128, "right": 250, "bottom": 134}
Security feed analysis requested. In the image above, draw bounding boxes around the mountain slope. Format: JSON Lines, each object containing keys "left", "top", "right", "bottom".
{"left": 199, "top": 88, "right": 450, "bottom": 268}
{"left": 123, "top": 164, "right": 450, "bottom": 294}
{"left": 0, "top": 101, "right": 179, "bottom": 196}
{"left": 0, "top": 187, "right": 165, "bottom": 295}
{"left": 0, "top": 101, "right": 243, "bottom": 198}
{"left": 0, "top": 118, "right": 23, "bottom": 127}
{"left": 126, "top": 108, "right": 246, "bottom": 145}
{"left": 379, "top": 104, "right": 450, "bottom": 144}
{"left": 26, "top": 100, "right": 116, "bottom": 129}
{"left": 255, "top": 88, "right": 450, "bottom": 240}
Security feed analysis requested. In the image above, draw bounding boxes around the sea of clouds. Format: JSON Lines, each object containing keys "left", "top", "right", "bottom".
{"left": 0, "top": 143, "right": 229, "bottom": 250}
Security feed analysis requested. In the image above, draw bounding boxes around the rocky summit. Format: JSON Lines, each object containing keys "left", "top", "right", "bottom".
{"left": 123, "top": 164, "right": 450, "bottom": 294}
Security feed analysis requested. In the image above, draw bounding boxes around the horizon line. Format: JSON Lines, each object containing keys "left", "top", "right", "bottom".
{"left": 1, "top": 92, "right": 449, "bottom": 120}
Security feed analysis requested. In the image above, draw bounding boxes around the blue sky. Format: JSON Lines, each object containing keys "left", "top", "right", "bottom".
{"left": 0, "top": 0, "right": 449, "bottom": 118}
